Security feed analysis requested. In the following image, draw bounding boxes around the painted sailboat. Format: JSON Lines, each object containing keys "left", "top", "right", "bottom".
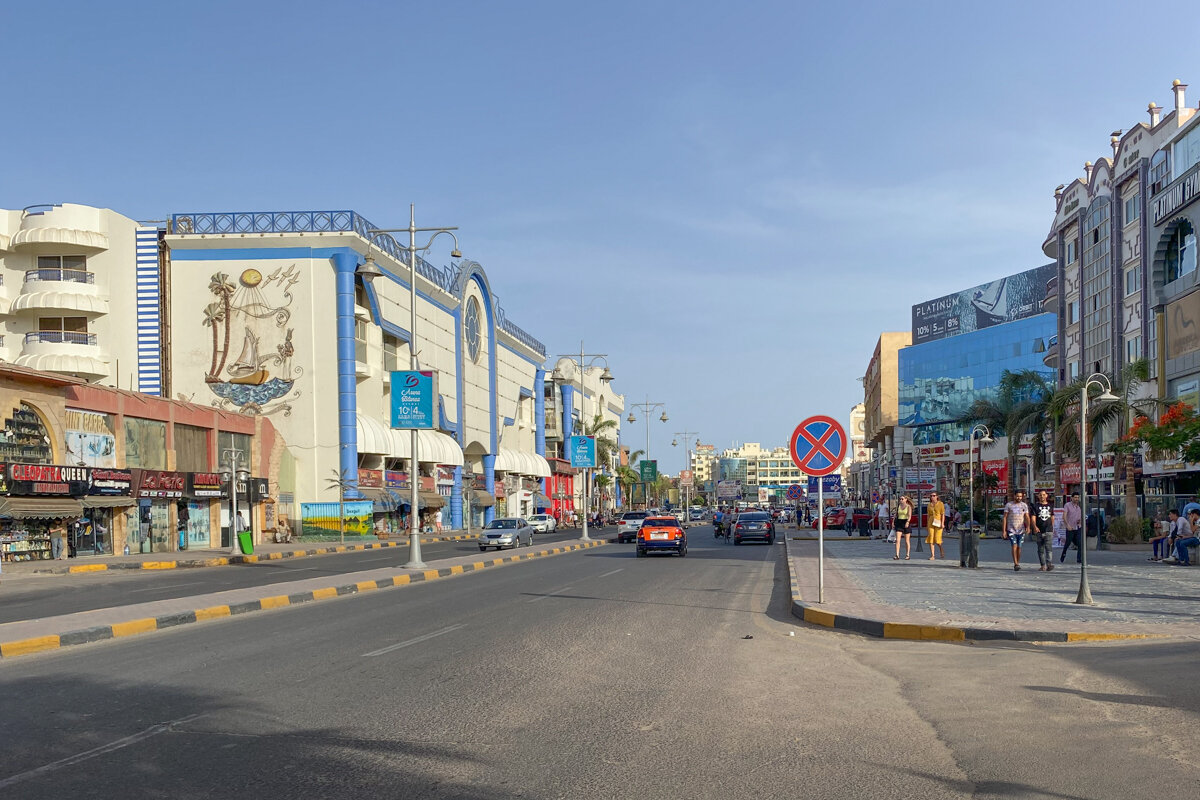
{"left": 226, "top": 330, "right": 270, "bottom": 386}
{"left": 970, "top": 277, "right": 1007, "bottom": 329}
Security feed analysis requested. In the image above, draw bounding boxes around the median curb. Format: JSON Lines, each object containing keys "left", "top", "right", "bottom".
{"left": 0, "top": 539, "right": 609, "bottom": 659}
{"left": 782, "top": 537, "right": 1172, "bottom": 644}
{"left": 30, "top": 535, "right": 482, "bottom": 575}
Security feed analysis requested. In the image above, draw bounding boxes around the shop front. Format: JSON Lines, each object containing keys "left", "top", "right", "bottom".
{"left": 80, "top": 468, "right": 134, "bottom": 556}
{"left": 181, "top": 472, "right": 224, "bottom": 550}
{"left": 461, "top": 471, "right": 492, "bottom": 531}
{"left": 131, "top": 469, "right": 185, "bottom": 553}
{"left": 0, "top": 463, "right": 87, "bottom": 562}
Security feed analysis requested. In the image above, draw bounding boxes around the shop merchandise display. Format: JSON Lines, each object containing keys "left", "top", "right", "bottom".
{"left": 1, "top": 525, "right": 52, "bottom": 561}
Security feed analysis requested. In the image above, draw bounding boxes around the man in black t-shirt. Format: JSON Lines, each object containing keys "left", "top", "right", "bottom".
{"left": 1031, "top": 490, "right": 1055, "bottom": 571}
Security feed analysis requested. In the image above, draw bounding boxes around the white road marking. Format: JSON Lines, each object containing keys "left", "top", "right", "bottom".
{"left": 362, "top": 624, "right": 467, "bottom": 657}
{"left": 128, "top": 582, "right": 204, "bottom": 593}
{"left": 0, "top": 714, "right": 205, "bottom": 788}
{"left": 527, "top": 586, "right": 573, "bottom": 604}
{"left": 597, "top": 569, "right": 624, "bottom": 578}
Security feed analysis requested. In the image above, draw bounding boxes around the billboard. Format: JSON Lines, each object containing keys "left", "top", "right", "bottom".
{"left": 911, "top": 263, "right": 1056, "bottom": 345}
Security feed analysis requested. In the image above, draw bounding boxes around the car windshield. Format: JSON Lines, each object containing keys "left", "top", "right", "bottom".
{"left": 622, "top": 513, "right": 647, "bottom": 520}
{"left": 486, "top": 520, "right": 517, "bottom": 529}
{"left": 643, "top": 517, "right": 681, "bottom": 528}
{"left": 739, "top": 513, "right": 770, "bottom": 521}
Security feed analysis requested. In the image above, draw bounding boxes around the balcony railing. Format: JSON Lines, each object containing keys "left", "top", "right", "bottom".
{"left": 24, "top": 268, "right": 95, "bottom": 284}
{"left": 169, "top": 209, "right": 547, "bottom": 356}
{"left": 24, "top": 331, "right": 98, "bottom": 346}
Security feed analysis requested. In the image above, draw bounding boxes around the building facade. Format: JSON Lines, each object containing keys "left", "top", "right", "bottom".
{"left": 543, "top": 356, "right": 625, "bottom": 515}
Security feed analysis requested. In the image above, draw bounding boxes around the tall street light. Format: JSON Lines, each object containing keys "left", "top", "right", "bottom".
{"left": 1077, "top": 373, "right": 1119, "bottom": 605}
{"left": 553, "top": 343, "right": 613, "bottom": 542}
{"left": 366, "top": 206, "right": 461, "bottom": 570}
{"left": 965, "top": 424, "right": 993, "bottom": 568}
{"left": 627, "top": 396, "right": 668, "bottom": 508}
{"left": 673, "top": 428, "right": 700, "bottom": 518}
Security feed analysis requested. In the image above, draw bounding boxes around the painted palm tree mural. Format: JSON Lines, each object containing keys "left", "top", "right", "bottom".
{"left": 203, "top": 267, "right": 302, "bottom": 415}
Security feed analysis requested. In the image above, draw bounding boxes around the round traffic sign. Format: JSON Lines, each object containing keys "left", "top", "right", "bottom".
{"left": 786, "top": 484, "right": 803, "bottom": 501}
{"left": 789, "top": 416, "right": 848, "bottom": 477}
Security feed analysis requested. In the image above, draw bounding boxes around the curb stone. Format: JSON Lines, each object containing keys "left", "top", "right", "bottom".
{"left": 0, "top": 540, "right": 608, "bottom": 659}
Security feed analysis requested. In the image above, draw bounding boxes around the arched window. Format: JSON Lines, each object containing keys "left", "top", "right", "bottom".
{"left": 1165, "top": 220, "right": 1197, "bottom": 283}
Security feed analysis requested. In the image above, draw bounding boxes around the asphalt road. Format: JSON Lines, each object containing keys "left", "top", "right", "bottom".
{"left": 1, "top": 527, "right": 1197, "bottom": 799}
{"left": 0, "top": 528, "right": 603, "bottom": 624}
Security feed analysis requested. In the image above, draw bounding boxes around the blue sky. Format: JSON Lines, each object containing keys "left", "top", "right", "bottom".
{"left": 7, "top": 1, "right": 1200, "bottom": 473}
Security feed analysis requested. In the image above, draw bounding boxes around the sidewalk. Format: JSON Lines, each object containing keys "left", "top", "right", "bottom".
{"left": 784, "top": 534, "right": 1200, "bottom": 642}
{"left": 0, "top": 535, "right": 612, "bottom": 658}
{"left": 0, "top": 531, "right": 480, "bottom": 576}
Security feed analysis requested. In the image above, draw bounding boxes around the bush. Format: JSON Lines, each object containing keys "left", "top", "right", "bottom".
{"left": 1106, "top": 516, "right": 1143, "bottom": 544}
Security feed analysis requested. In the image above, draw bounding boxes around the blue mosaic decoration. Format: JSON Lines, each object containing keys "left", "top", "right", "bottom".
{"left": 209, "top": 378, "right": 295, "bottom": 408}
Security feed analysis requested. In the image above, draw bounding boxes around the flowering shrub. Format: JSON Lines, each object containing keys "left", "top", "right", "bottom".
{"left": 1115, "top": 402, "right": 1200, "bottom": 463}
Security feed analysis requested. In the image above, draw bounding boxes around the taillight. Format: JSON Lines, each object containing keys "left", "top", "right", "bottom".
{"left": 674, "top": 532, "right": 683, "bottom": 539}
{"left": 638, "top": 531, "right": 645, "bottom": 540}
{"left": 736, "top": 524, "right": 745, "bottom": 530}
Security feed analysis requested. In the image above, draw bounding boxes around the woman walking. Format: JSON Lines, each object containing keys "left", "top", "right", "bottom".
{"left": 893, "top": 494, "right": 914, "bottom": 560}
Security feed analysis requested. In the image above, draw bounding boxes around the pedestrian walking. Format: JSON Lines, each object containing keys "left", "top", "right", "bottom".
{"left": 925, "top": 492, "right": 946, "bottom": 560}
{"left": 1061, "top": 492, "right": 1082, "bottom": 564}
{"left": 892, "top": 495, "right": 914, "bottom": 560}
{"left": 435, "top": 508, "right": 444, "bottom": 533}
{"left": 1031, "top": 490, "right": 1055, "bottom": 571}
{"left": 1002, "top": 490, "right": 1031, "bottom": 571}
{"left": 875, "top": 499, "right": 888, "bottom": 534}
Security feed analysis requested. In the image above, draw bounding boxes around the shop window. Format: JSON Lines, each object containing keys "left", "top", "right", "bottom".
{"left": 124, "top": 417, "right": 167, "bottom": 469}
{"left": 1165, "top": 221, "right": 1197, "bottom": 283}
{"left": 174, "top": 424, "right": 210, "bottom": 472}
{"left": 218, "top": 431, "right": 252, "bottom": 471}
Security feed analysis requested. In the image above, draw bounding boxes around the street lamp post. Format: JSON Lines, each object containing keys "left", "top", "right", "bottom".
{"left": 673, "top": 429, "right": 699, "bottom": 521}
{"left": 965, "top": 424, "right": 993, "bottom": 568}
{"left": 366, "top": 206, "right": 461, "bottom": 570}
{"left": 220, "top": 448, "right": 250, "bottom": 555}
{"left": 553, "top": 343, "right": 613, "bottom": 542}
{"left": 627, "top": 397, "right": 669, "bottom": 509}
{"left": 1077, "top": 373, "right": 1119, "bottom": 605}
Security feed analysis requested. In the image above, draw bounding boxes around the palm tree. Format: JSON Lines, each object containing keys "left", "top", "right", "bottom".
{"left": 999, "top": 369, "right": 1059, "bottom": 493}
{"left": 202, "top": 302, "right": 225, "bottom": 378}
{"left": 1049, "top": 358, "right": 1162, "bottom": 520}
{"left": 208, "top": 273, "right": 237, "bottom": 378}
{"left": 593, "top": 473, "right": 613, "bottom": 514}
{"left": 615, "top": 465, "right": 639, "bottom": 508}
{"left": 325, "top": 469, "right": 356, "bottom": 543}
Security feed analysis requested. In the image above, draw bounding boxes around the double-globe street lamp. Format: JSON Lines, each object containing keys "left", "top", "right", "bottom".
{"left": 627, "top": 397, "right": 669, "bottom": 509}
{"left": 672, "top": 429, "right": 700, "bottom": 518}
{"left": 964, "top": 424, "right": 994, "bottom": 568}
{"left": 365, "top": 206, "right": 461, "bottom": 569}
{"left": 1077, "top": 373, "right": 1118, "bottom": 605}
{"left": 552, "top": 343, "right": 613, "bottom": 542}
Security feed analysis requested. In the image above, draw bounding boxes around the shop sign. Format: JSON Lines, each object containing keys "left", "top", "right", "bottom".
{"left": 247, "top": 477, "right": 270, "bottom": 502}
{"left": 358, "top": 468, "right": 383, "bottom": 489}
{"left": 981, "top": 459, "right": 1008, "bottom": 497}
{"left": 134, "top": 469, "right": 185, "bottom": 499}
{"left": 1152, "top": 162, "right": 1200, "bottom": 225}
{"left": 437, "top": 466, "right": 455, "bottom": 484}
{"left": 1059, "top": 462, "right": 1082, "bottom": 484}
{"left": 917, "top": 444, "right": 950, "bottom": 459}
{"left": 420, "top": 475, "right": 435, "bottom": 492}
{"left": 186, "top": 472, "right": 225, "bottom": 498}
{"left": 384, "top": 470, "right": 410, "bottom": 490}
{"left": 90, "top": 468, "right": 133, "bottom": 496}
{"left": 521, "top": 477, "right": 538, "bottom": 492}
{"left": 3, "top": 462, "right": 91, "bottom": 495}
{"left": 1165, "top": 291, "right": 1200, "bottom": 359}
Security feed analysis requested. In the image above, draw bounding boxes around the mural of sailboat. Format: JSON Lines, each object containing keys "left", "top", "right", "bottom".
{"left": 970, "top": 277, "right": 1007, "bottom": 329}
{"left": 226, "top": 329, "right": 270, "bottom": 386}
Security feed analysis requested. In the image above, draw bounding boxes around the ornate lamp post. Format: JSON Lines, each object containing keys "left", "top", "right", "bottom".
{"left": 673, "top": 428, "right": 700, "bottom": 520}
{"left": 1077, "top": 373, "right": 1118, "bottom": 605}
{"left": 627, "top": 397, "right": 669, "bottom": 509}
{"left": 552, "top": 343, "right": 613, "bottom": 541}
{"left": 965, "top": 424, "right": 994, "bottom": 568}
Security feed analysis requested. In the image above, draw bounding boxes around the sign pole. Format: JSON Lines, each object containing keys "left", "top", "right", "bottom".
{"left": 818, "top": 479, "right": 825, "bottom": 603}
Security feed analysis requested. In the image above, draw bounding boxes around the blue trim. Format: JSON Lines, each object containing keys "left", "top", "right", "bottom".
{"left": 170, "top": 246, "right": 356, "bottom": 261}
{"left": 438, "top": 396, "right": 458, "bottom": 435}
{"left": 332, "top": 249, "right": 361, "bottom": 497}
{"left": 482, "top": 453, "right": 496, "bottom": 525}
{"left": 451, "top": 465, "right": 463, "bottom": 530}
{"left": 518, "top": 386, "right": 533, "bottom": 399}
{"left": 562, "top": 385, "right": 576, "bottom": 438}
{"left": 499, "top": 340, "right": 544, "bottom": 366}
{"left": 534, "top": 368, "right": 546, "bottom": 458}
{"left": 379, "top": 319, "right": 410, "bottom": 343}
{"left": 503, "top": 417, "right": 515, "bottom": 427}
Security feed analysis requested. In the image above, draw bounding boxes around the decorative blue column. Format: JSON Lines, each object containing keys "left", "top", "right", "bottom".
{"left": 451, "top": 466, "right": 463, "bottom": 529}
{"left": 535, "top": 368, "right": 547, "bottom": 498}
{"left": 332, "top": 250, "right": 360, "bottom": 496}
{"left": 482, "top": 453, "right": 496, "bottom": 524}
{"left": 561, "top": 385, "right": 575, "bottom": 437}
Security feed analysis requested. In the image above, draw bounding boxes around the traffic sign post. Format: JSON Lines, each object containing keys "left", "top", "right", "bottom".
{"left": 790, "top": 416, "right": 848, "bottom": 604}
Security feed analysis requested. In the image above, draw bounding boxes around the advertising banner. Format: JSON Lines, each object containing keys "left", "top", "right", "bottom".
{"left": 389, "top": 370, "right": 435, "bottom": 429}
{"left": 903, "top": 467, "right": 937, "bottom": 491}
{"left": 300, "top": 501, "right": 373, "bottom": 537}
{"left": 717, "top": 480, "right": 741, "bottom": 498}
{"left": 806, "top": 475, "right": 843, "bottom": 495}
{"left": 981, "top": 459, "right": 1008, "bottom": 497}
{"left": 568, "top": 435, "right": 597, "bottom": 468}
{"left": 911, "top": 263, "right": 1055, "bottom": 345}
{"left": 639, "top": 460, "right": 658, "bottom": 482}
{"left": 679, "top": 469, "right": 694, "bottom": 488}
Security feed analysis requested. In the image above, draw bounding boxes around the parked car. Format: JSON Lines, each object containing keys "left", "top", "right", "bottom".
{"left": 636, "top": 515, "right": 687, "bottom": 557}
{"left": 732, "top": 511, "right": 775, "bottom": 545}
{"left": 528, "top": 513, "right": 557, "bottom": 533}
{"left": 479, "top": 517, "right": 533, "bottom": 551}
{"left": 617, "top": 511, "right": 650, "bottom": 543}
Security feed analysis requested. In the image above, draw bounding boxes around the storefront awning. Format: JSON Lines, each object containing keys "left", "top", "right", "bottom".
{"left": 468, "top": 490, "right": 495, "bottom": 508}
{"left": 389, "top": 429, "right": 465, "bottom": 467}
{"left": 495, "top": 448, "right": 552, "bottom": 478}
{"left": 359, "top": 487, "right": 403, "bottom": 510}
{"left": 418, "top": 490, "right": 445, "bottom": 510}
{"left": 356, "top": 413, "right": 393, "bottom": 456}
{"left": 0, "top": 497, "right": 84, "bottom": 519}
{"left": 80, "top": 496, "right": 137, "bottom": 509}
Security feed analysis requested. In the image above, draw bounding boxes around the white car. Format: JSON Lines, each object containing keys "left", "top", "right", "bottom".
{"left": 479, "top": 518, "right": 534, "bottom": 550}
{"left": 617, "top": 511, "right": 649, "bottom": 543}
{"left": 528, "top": 513, "right": 557, "bottom": 533}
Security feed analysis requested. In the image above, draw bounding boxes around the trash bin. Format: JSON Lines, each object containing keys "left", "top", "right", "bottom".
{"left": 858, "top": 518, "right": 871, "bottom": 537}
{"left": 237, "top": 531, "right": 253, "bottom": 555}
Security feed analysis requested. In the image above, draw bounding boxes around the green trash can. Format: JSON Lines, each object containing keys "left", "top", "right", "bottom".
{"left": 237, "top": 531, "right": 254, "bottom": 555}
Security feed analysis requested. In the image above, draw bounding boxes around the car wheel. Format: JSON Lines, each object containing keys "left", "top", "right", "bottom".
{"left": 479, "top": 547, "right": 486, "bottom": 552}
{"left": 734, "top": 537, "right": 741, "bottom": 545}
{"left": 767, "top": 537, "right": 775, "bottom": 545}
{"left": 636, "top": 548, "right": 645, "bottom": 558}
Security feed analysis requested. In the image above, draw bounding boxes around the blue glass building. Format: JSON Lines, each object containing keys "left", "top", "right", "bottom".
{"left": 898, "top": 314, "right": 1057, "bottom": 444}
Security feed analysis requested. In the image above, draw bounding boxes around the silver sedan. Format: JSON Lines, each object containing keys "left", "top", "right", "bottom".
{"left": 479, "top": 517, "right": 534, "bottom": 550}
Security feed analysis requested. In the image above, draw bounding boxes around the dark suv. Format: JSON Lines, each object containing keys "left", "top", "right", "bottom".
{"left": 732, "top": 511, "right": 775, "bottom": 545}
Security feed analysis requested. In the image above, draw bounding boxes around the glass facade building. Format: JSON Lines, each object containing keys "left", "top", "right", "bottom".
{"left": 898, "top": 314, "right": 1057, "bottom": 444}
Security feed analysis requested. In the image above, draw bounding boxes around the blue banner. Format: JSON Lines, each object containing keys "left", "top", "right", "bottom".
{"left": 390, "top": 371, "right": 435, "bottom": 429}
{"left": 568, "top": 435, "right": 597, "bottom": 468}
{"left": 807, "top": 475, "right": 843, "bottom": 494}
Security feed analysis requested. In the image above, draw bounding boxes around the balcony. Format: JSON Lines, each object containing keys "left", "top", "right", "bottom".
{"left": 15, "top": 331, "right": 109, "bottom": 380}
{"left": 12, "top": 269, "right": 109, "bottom": 316}
{"left": 0, "top": 273, "right": 7, "bottom": 314}
{"left": 1043, "top": 336, "right": 1058, "bottom": 369}
{"left": 9, "top": 204, "right": 109, "bottom": 253}
{"left": 1042, "top": 275, "right": 1058, "bottom": 312}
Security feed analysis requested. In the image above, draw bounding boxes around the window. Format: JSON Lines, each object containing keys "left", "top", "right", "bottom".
{"left": 1065, "top": 240, "right": 1077, "bottom": 264}
{"left": 1067, "top": 300, "right": 1079, "bottom": 325}
{"left": 464, "top": 297, "right": 482, "bottom": 363}
{"left": 1082, "top": 198, "right": 1112, "bottom": 374}
{"left": 354, "top": 319, "right": 367, "bottom": 363}
{"left": 1124, "top": 195, "right": 1141, "bottom": 225}
{"left": 383, "top": 334, "right": 402, "bottom": 373}
{"left": 1068, "top": 361, "right": 1081, "bottom": 380}
{"left": 1151, "top": 150, "right": 1171, "bottom": 195}
{"left": 1125, "top": 336, "right": 1142, "bottom": 364}
{"left": 1165, "top": 220, "right": 1197, "bottom": 283}
{"left": 174, "top": 424, "right": 210, "bottom": 472}
{"left": 36, "top": 316, "right": 90, "bottom": 344}
{"left": 34, "top": 255, "right": 88, "bottom": 282}
{"left": 1124, "top": 266, "right": 1142, "bottom": 296}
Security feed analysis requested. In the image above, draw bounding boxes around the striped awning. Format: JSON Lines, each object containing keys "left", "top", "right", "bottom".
{"left": 390, "top": 429, "right": 464, "bottom": 467}
{"left": 495, "top": 448, "right": 552, "bottom": 477}
{"left": 0, "top": 497, "right": 84, "bottom": 519}
{"left": 356, "top": 413, "right": 393, "bottom": 456}
{"left": 80, "top": 496, "right": 136, "bottom": 509}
